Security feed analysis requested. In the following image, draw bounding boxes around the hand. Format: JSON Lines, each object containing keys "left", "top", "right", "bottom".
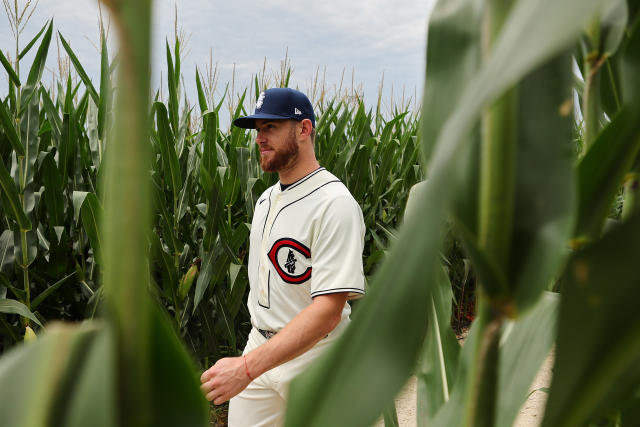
{"left": 200, "top": 356, "right": 253, "bottom": 404}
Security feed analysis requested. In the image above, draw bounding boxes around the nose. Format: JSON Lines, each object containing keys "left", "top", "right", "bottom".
{"left": 255, "top": 130, "right": 266, "bottom": 145}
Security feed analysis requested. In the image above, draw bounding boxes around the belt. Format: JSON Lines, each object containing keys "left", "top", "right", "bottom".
{"left": 258, "top": 328, "right": 277, "bottom": 339}
{"left": 258, "top": 328, "right": 328, "bottom": 340}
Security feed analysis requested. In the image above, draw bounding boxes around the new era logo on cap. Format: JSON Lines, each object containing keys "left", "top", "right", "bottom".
{"left": 232, "top": 88, "right": 316, "bottom": 129}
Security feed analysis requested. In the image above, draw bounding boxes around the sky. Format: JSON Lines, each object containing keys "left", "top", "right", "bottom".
{"left": 1, "top": 0, "right": 436, "bottom": 126}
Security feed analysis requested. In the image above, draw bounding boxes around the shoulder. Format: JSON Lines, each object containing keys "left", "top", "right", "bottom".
{"left": 314, "top": 170, "right": 357, "bottom": 203}
{"left": 255, "top": 183, "right": 276, "bottom": 207}
{"left": 313, "top": 172, "right": 362, "bottom": 219}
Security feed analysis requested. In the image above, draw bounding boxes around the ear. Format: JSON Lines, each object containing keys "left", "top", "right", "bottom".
{"left": 299, "top": 119, "right": 313, "bottom": 139}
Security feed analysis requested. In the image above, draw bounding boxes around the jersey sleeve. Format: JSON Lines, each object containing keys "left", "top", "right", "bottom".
{"left": 310, "top": 195, "right": 365, "bottom": 299}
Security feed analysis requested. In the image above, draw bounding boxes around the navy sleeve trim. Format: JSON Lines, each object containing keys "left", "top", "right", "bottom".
{"left": 310, "top": 287, "right": 365, "bottom": 297}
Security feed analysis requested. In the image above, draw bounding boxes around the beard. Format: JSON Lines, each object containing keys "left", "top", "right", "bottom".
{"left": 260, "top": 126, "right": 299, "bottom": 172}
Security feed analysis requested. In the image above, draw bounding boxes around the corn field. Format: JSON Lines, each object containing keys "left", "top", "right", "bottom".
{"left": 1, "top": 0, "right": 640, "bottom": 426}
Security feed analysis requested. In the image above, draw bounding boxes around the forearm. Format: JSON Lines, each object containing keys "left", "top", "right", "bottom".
{"left": 245, "top": 293, "right": 347, "bottom": 378}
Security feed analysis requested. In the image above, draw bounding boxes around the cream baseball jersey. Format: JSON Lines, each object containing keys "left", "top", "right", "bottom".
{"left": 247, "top": 167, "right": 365, "bottom": 332}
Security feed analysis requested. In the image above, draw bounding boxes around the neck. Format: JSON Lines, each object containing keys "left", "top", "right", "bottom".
{"left": 278, "top": 158, "right": 320, "bottom": 184}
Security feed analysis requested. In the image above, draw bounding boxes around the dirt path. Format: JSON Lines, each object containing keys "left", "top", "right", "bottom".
{"left": 374, "top": 352, "right": 553, "bottom": 427}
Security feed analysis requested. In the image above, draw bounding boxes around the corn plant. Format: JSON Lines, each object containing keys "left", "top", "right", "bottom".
{"left": 0, "top": 0, "right": 208, "bottom": 426}
{"left": 1, "top": 15, "right": 423, "bottom": 369}
{"left": 285, "top": 1, "right": 640, "bottom": 427}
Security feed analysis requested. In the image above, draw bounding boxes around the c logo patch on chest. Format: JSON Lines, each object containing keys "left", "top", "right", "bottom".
{"left": 268, "top": 238, "right": 312, "bottom": 284}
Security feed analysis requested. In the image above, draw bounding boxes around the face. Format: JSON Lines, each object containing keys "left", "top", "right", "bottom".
{"left": 254, "top": 119, "right": 299, "bottom": 173}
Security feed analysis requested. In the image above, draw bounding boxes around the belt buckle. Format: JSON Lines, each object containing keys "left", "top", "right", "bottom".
{"left": 259, "top": 329, "right": 277, "bottom": 339}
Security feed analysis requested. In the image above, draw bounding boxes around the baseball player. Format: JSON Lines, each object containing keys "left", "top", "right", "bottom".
{"left": 200, "top": 87, "right": 365, "bottom": 426}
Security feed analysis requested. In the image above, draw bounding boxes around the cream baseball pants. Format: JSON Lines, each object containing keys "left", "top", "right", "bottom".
{"left": 228, "top": 325, "right": 343, "bottom": 427}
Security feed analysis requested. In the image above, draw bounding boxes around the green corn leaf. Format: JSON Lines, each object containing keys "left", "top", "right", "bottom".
{"left": 542, "top": 212, "right": 640, "bottom": 427}
{"left": 18, "top": 89, "right": 40, "bottom": 189}
{"left": 40, "top": 87, "right": 62, "bottom": 140}
{"left": 41, "top": 153, "right": 64, "bottom": 226}
{"left": 18, "top": 20, "right": 49, "bottom": 60}
{"left": 0, "top": 230, "right": 12, "bottom": 270}
{"left": 24, "top": 20, "right": 53, "bottom": 92}
{"left": 154, "top": 102, "right": 182, "bottom": 202}
{"left": 165, "top": 40, "right": 179, "bottom": 134}
{"left": 72, "top": 191, "right": 89, "bottom": 225}
{"left": 149, "top": 303, "right": 209, "bottom": 426}
{"left": 508, "top": 52, "right": 575, "bottom": 311}
{"left": 382, "top": 403, "right": 399, "bottom": 427}
{"left": 193, "top": 243, "right": 224, "bottom": 312}
{"left": 214, "top": 295, "right": 236, "bottom": 351}
{"left": 0, "top": 156, "right": 31, "bottom": 231}
{"left": 31, "top": 272, "right": 77, "bottom": 310}
{"left": 574, "top": 106, "right": 640, "bottom": 241}
{"left": 0, "top": 49, "right": 20, "bottom": 87}
{"left": 202, "top": 111, "right": 218, "bottom": 174}
{"left": 0, "top": 298, "right": 43, "bottom": 327}
{"left": 621, "top": 14, "right": 640, "bottom": 105}
{"left": 58, "top": 32, "right": 99, "bottom": 105}
{"left": 80, "top": 193, "right": 103, "bottom": 264}
{"left": 0, "top": 323, "right": 114, "bottom": 427}
{"left": 0, "top": 98, "right": 25, "bottom": 156}
{"left": 59, "top": 113, "right": 75, "bottom": 187}
{"left": 285, "top": 0, "right": 603, "bottom": 425}
{"left": 98, "top": 35, "right": 111, "bottom": 141}
{"left": 494, "top": 292, "right": 558, "bottom": 427}
{"left": 416, "top": 265, "right": 461, "bottom": 424}
{"left": 195, "top": 68, "right": 208, "bottom": 113}
{"left": 150, "top": 232, "right": 178, "bottom": 297}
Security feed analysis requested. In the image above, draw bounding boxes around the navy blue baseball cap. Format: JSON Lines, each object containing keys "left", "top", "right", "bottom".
{"left": 233, "top": 88, "right": 316, "bottom": 129}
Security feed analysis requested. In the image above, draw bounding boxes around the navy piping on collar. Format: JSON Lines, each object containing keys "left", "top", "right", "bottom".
{"left": 282, "top": 167, "right": 326, "bottom": 192}
{"left": 261, "top": 187, "right": 274, "bottom": 240}
{"left": 269, "top": 180, "right": 341, "bottom": 235}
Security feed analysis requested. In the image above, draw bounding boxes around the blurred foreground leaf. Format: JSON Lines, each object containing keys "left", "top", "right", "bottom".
{"left": 542, "top": 212, "right": 640, "bottom": 427}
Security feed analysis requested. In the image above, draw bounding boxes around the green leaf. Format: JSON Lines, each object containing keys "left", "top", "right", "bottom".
{"left": 98, "top": 35, "right": 111, "bottom": 141}
{"left": 382, "top": 402, "right": 399, "bottom": 427}
{"left": 41, "top": 153, "right": 64, "bottom": 226}
{"left": 18, "top": 88, "right": 40, "bottom": 189}
{"left": 495, "top": 292, "right": 558, "bottom": 427}
{"left": 149, "top": 303, "right": 209, "bottom": 426}
{"left": 416, "top": 266, "right": 461, "bottom": 423}
{"left": 195, "top": 68, "right": 208, "bottom": 113}
{"left": 202, "top": 111, "right": 218, "bottom": 174}
{"left": 31, "top": 272, "right": 77, "bottom": 310}
{"left": 193, "top": 243, "right": 224, "bottom": 312}
{"left": 80, "top": 193, "right": 103, "bottom": 264}
{"left": 542, "top": 212, "right": 640, "bottom": 427}
{"left": 575, "top": 106, "right": 640, "bottom": 240}
{"left": 0, "top": 323, "right": 113, "bottom": 427}
{"left": 0, "top": 98, "right": 24, "bottom": 156}
{"left": 285, "top": 0, "right": 604, "bottom": 425}
{"left": 0, "top": 230, "right": 12, "bottom": 270}
{"left": 58, "top": 32, "right": 99, "bottom": 105}
{"left": 154, "top": 102, "right": 182, "bottom": 202}
{"left": 165, "top": 40, "right": 179, "bottom": 134}
{"left": 0, "top": 155, "right": 31, "bottom": 230}
{"left": 40, "top": 87, "right": 62, "bottom": 140}
{"left": 18, "top": 20, "right": 49, "bottom": 60}
{"left": 0, "top": 49, "right": 20, "bottom": 87}
{"left": 0, "top": 298, "right": 43, "bottom": 327}
{"left": 24, "top": 20, "right": 53, "bottom": 91}
{"left": 509, "top": 52, "right": 576, "bottom": 310}
{"left": 72, "top": 191, "right": 89, "bottom": 225}
{"left": 621, "top": 8, "right": 640, "bottom": 106}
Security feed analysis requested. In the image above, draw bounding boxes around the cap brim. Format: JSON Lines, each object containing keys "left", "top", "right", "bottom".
{"left": 232, "top": 113, "right": 295, "bottom": 129}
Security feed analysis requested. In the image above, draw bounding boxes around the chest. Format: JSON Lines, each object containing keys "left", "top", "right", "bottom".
{"left": 250, "top": 190, "right": 322, "bottom": 278}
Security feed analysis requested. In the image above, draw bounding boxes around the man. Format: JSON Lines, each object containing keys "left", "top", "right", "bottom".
{"left": 200, "top": 88, "right": 365, "bottom": 426}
